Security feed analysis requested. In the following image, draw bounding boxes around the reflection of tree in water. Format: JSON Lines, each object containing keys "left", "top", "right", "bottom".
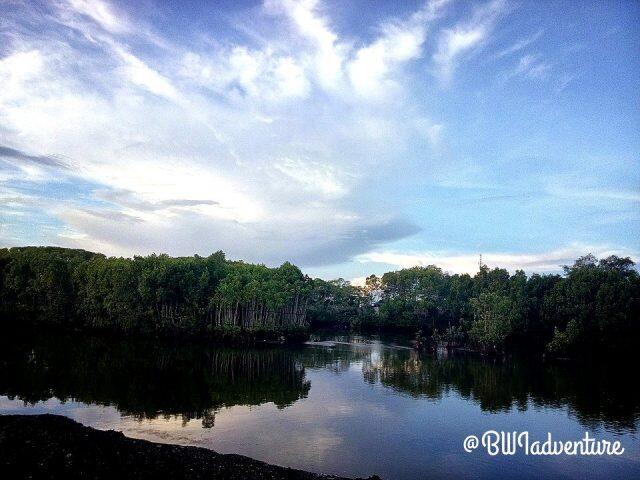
{"left": 0, "top": 329, "right": 310, "bottom": 427}
{"left": 361, "top": 349, "right": 639, "bottom": 432}
{"left": 2, "top": 329, "right": 637, "bottom": 433}
{"left": 300, "top": 344, "right": 371, "bottom": 373}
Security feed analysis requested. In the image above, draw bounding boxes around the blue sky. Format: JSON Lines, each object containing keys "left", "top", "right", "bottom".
{"left": 0, "top": 0, "right": 638, "bottom": 281}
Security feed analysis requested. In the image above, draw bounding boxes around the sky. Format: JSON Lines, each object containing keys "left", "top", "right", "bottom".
{"left": 0, "top": 0, "right": 639, "bottom": 281}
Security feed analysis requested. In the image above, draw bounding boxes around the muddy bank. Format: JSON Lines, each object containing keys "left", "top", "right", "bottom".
{"left": 0, "top": 414, "right": 378, "bottom": 480}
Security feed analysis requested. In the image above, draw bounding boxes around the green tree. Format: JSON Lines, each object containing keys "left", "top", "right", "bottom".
{"left": 469, "top": 292, "right": 519, "bottom": 352}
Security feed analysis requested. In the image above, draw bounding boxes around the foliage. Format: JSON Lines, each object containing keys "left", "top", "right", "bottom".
{"left": 0, "top": 247, "right": 311, "bottom": 336}
{"left": 468, "top": 292, "right": 519, "bottom": 352}
{"left": 312, "top": 255, "right": 639, "bottom": 357}
{"left": 433, "top": 324, "right": 466, "bottom": 347}
{"left": 543, "top": 255, "right": 640, "bottom": 355}
{"left": 1, "top": 247, "right": 638, "bottom": 356}
{"left": 306, "top": 278, "right": 364, "bottom": 326}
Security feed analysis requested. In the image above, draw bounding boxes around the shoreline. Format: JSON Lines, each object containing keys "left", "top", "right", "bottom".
{"left": 1, "top": 318, "right": 311, "bottom": 346}
{"left": 0, "top": 414, "right": 378, "bottom": 480}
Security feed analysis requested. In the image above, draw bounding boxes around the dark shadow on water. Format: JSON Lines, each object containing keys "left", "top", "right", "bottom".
{"left": 358, "top": 348, "right": 639, "bottom": 433}
{"left": 0, "top": 327, "right": 311, "bottom": 427}
{"left": 1, "top": 327, "right": 638, "bottom": 433}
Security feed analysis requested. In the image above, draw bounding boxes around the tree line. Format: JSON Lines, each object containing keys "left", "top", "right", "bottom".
{"left": 308, "top": 254, "right": 640, "bottom": 356}
{"left": 0, "top": 247, "right": 310, "bottom": 337}
{"left": 1, "top": 247, "right": 638, "bottom": 355}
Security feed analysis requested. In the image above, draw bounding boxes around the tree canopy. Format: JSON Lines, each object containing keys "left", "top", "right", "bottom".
{"left": 308, "top": 255, "right": 640, "bottom": 356}
{"left": 0, "top": 247, "right": 310, "bottom": 336}
{"left": 1, "top": 247, "right": 638, "bottom": 355}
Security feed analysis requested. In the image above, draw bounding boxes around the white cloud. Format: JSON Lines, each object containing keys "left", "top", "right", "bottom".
{"left": 510, "top": 53, "right": 551, "bottom": 79}
{"left": 348, "top": 0, "right": 449, "bottom": 98}
{"left": 64, "top": 0, "right": 131, "bottom": 34}
{"left": 229, "top": 46, "right": 310, "bottom": 100}
{"left": 358, "top": 244, "right": 639, "bottom": 275}
{"left": 113, "top": 46, "right": 179, "bottom": 100}
{"left": 0, "top": 50, "right": 45, "bottom": 103}
{"left": 86, "top": 159, "right": 263, "bottom": 223}
{"left": 432, "top": 0, "right": 507, "bottom": 82}
{"left": 273, "top": 158, "right": 348, "bottom": 198}
{"left": 267, "top": 0, "right": 345, "bottom": 89}
{"left": 180, "top": 47, "right": 309, "bottom": 102}
{"left": 53, "top": 203, "right": 417, "bottom": 266}
{"left": 0, "top": 7, "right": 420, "bottom": 267}
{"left": 265, "top": 0, "right": 451, "bottom": 99}
{"left": 9, "top": 0, "right": 629, "bottom": 276}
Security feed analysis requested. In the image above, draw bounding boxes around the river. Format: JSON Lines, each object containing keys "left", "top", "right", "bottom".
{"left": 1, "top": 328, "right": 638, "bottom": 479}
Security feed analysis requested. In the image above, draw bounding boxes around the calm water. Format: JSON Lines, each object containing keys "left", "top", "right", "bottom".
{"left": 1, "top": 329, "right": 639, "bottom": 479}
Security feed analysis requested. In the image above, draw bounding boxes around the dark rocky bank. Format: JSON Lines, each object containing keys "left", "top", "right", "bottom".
{"left": 0, "top": 414, "right": 378, "bottom": 480}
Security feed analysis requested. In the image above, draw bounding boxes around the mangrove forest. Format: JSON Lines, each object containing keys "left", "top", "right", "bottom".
{"left": 1, "top": 246, "right": 638, "bottom": 356}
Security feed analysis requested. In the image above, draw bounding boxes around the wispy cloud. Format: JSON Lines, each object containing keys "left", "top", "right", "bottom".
{"left": 495, "top": 29, "right": 544, "bottom": 58}
{"left": 0, "top": 145, "right": 70, "bottom": 170}
{"left": 273, "top": 158, "right": 348, "bottom": 198}
{"left": 0, "top": 49, "right": 45, "bottom": 102}
{"left": 266, "top": 0, "right": 345, "bottom": 89}
{"left": 112, "top": 46, "right": 179, "bottom": 101}
{"left": 180, "top": 47, "right": 310, "bottom": 102}
{"left": 432, "top": 0, "right": 508, "bottom": 82}
{"left": 347, "top": 0, "right": 449, "bottom": 98}
{"left": 185, "top": 0, "right": 453, "bottom": 101}
{"left": 549, "top": 187, "right": 640, "bottom": 203}
{"left": 0, "top": 0, "right": 428, "bottom": 264}
{"left": 509, "top": 53, "right": 551, "bottom": 79}
{"left": 555, "top": 72, "right": 577, "bottom": 92}
{"left": 64, "top": 0, "right": 131, "bottom": 34}
{"left": 95, "top": 189, "right": 221, "bottom": 212}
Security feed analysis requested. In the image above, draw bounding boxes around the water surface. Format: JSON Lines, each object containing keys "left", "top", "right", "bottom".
{"left": 1, "top": 329, "right": 638, "bottom": 479}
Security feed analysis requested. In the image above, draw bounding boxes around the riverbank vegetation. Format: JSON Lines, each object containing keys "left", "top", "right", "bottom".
{"left": 310, "top": 255, "right": 640, "bottom": 356}
{"left": 0, "top": 247, "right": 310, "bottom": 339}
{"left": 1, "top": 247, "right": 638, "bottom": 355}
